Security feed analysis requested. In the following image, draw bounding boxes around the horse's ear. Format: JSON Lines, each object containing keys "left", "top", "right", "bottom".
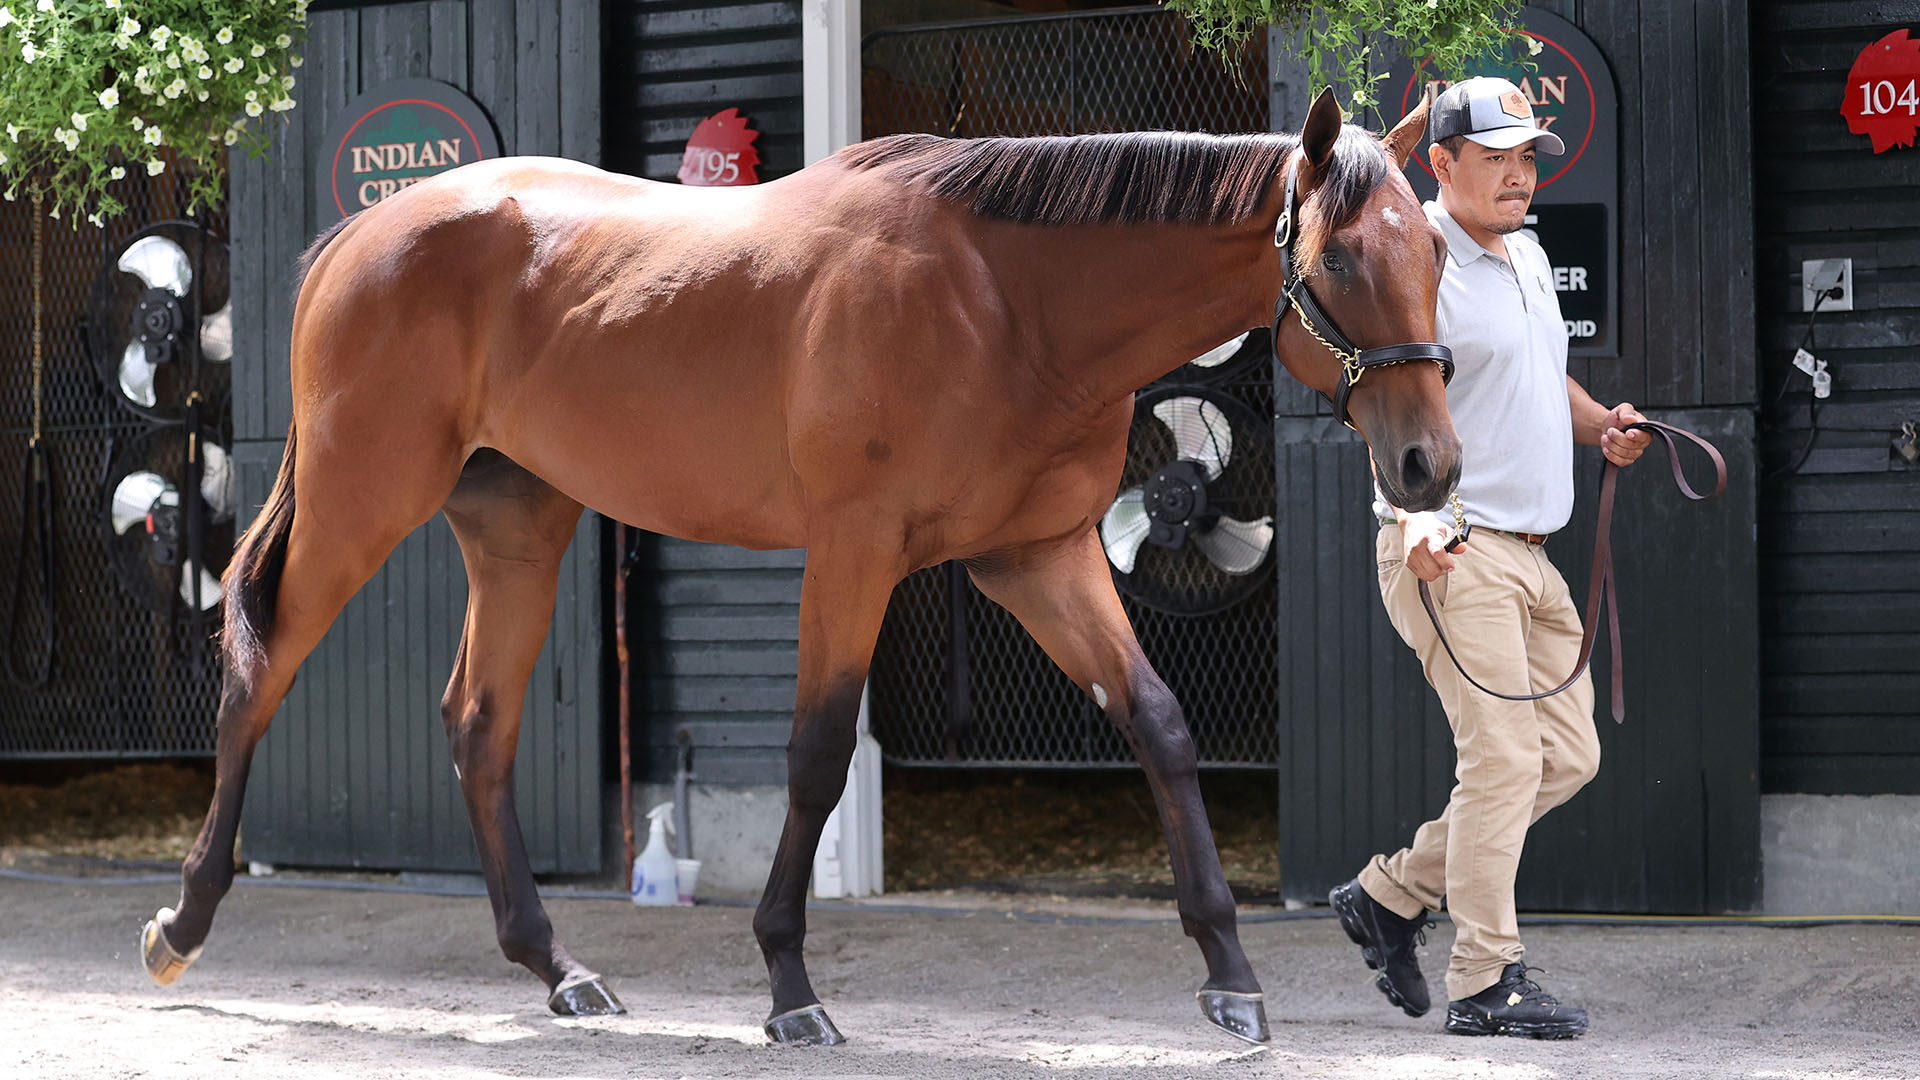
{"left": 1382, "top": 84, "right": 1436, "bottom": 168}
{"left": 1301, "top": 87, "right": 1343, "bottom": 169}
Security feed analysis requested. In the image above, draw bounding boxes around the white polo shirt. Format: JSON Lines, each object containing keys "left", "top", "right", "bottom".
{"left": 1373, "top": 201, "right": 1573, "bottom": 535}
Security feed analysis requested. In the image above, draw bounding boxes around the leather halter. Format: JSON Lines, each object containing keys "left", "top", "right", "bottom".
{"left": 1268, "top": 154, "right": 1455, "bottom": 429}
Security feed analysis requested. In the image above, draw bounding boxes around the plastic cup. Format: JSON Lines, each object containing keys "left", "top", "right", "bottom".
{"left": 674, "top": 858, "right": 701, "bottom": 906}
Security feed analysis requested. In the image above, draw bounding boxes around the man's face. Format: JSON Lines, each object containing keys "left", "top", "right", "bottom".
{"left": 1431, "top": 138, "right": 1537, "bottom": 236}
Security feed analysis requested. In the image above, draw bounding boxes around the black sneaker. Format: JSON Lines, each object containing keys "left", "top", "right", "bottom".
{"left": 1329, "top": 878, "right": 1432, "bottom": 1017}
{"left": 1445, "top": 963, "right": 1589, "bottom": 1039}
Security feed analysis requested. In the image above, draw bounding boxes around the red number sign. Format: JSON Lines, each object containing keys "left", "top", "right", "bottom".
{"left": 1844, "top": 29, "right": 1920, "bottom": 153}
{"left": 678, "top": 108, "right": 762, "bottom": 187}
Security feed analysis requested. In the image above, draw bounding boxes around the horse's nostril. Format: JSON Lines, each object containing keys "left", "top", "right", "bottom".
{"left": 1401, "top": 444, "right": 1433, "bottom": 493}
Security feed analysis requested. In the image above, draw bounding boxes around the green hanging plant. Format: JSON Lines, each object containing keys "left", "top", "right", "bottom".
{"left": 0, "top": 0, "right": 309, "bottom": 226}
{"left": 1164, "top": 0, "right": 1535, "bottom": 109}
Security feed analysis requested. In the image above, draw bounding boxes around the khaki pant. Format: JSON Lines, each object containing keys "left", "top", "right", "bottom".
{"left": 1357, "top": 525, "right": 1601, "bottom": 1002}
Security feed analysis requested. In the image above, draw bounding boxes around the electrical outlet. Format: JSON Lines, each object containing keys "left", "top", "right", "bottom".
{"left": 1803, "top": 258, "right": 1854, "bottom": 312}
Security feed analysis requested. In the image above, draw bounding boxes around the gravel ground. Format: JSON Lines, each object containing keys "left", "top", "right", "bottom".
{"left": 2, "top": 869, "right": 1917, "bottom": 1080}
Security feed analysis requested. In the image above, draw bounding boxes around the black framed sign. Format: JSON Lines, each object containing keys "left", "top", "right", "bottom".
{"left": 317, "top": 78, "right": 502, "bottom": 226}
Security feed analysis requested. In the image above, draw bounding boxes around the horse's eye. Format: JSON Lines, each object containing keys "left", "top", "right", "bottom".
{"left": 1321, "top": 252, "right": 1346, "bottom": 273}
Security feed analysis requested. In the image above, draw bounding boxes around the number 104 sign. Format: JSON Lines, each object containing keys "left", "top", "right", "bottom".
{"left": 1844, "top": 29, "right": 1920, "bottom": 153}
{"left": 678, "top": 108, "right": 763, "bottom": 186}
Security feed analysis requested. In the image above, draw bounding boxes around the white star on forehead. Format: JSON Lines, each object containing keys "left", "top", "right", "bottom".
{"left": 1381, "top": 206, "right": 1405, "bottom": 228}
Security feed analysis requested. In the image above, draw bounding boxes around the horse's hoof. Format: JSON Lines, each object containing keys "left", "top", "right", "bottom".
{"left": 764, "top": 1004, "right": 845, "bottom": 1045}
{"left": 140, "top": 907, "right": 202, "bottom": 987}
{"left": 548, "top": 973, "right": 626, "bottom": 1016}
{"left": 1197, "top": 988, "right": 1269, "bottom": 1044}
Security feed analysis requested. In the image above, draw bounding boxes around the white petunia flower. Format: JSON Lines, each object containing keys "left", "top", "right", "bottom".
{"left": 216, "top": 26, "right": 232, "bottom": 44}
{"left": 255, "top": 72, "right": 270, "bottom": 84}
{"left": 105, "top": 0, "right": 117, "bottom": 7}
{"left": 0, "top": 9, "right": 13, "bottom": 29}
{"left": 144, "top": 125, "right": 163, "bottom": 145}
{"left": 289, "top": 54, "right": 303, "bottom": 68}
{"left": 166, "top": 53, "right": 181, "bottom": 69}
{"left": 276, "top": 33, "right": 291, "bottom": 48}
{"left": 88, "top": 213, "right": 102, "bottom": 228}
{"left": 109, "top": 165, "right": 124, "bottom": 179}
{"left": 60, "top": 130, "right": 79, "bottom": 151}
{"left": 163, "top": 79, "right": 183, "bottom": 99}
{"left": 283, "top": 75, "right": 295, "bottom": 88}
{"left": 0, "top": 150, "right": 6, "bottom": 166}
{"left": 270, "top": 97, "right": 294, "bottom": 112}
{"left": 245, "top": 89, "right": 258, "bottom": 101}
{"left": 22, "top": 41, "right": 37, "bottom": 63}
{"left": 194, "top": 88, "right": 206, "bottom": 101}
{"left": 47, "top": 206, "right": 58, "bottom": 219}
{"left": 245, "top": 100, "right": 263, "bottom": 117}
{"left": 98, "top": 86, "right": 118, "bottom": 108}
{"left": 151, "top": 25, "right": 170, "bottom": 46}
{"left": 71, "top": 112, "right": 86, "bottom": 131}
{"left": 250, "top": 43, "right": 264, "bottom": 57}
{"left": 112, "top": 33, "right": 130, "bottom": 49}
{"left": 197, "top": 64, "right": 212, "bottom": 79}
{"left": 5, "top": 123, "right": 18, "bottom": 141}
{"left": 146, "top": 158, "right": 164, "bottom": 176}
{"left": 223, "top": 128, "right": 237, "bottom": 145}
{"left": 130, "top": 115, "right": 143, "bottom": 129}
{"left": 1527, "top": 36, "right": 1543, "bottom": 55}
{"left": 120, "top": 16, "right": 137, "bottom": 34}
{"left": 35, "top": 0, "right": 51, "bottom": 12}
{"left": 224, "top": 57, "right": 242, "bottom": 73}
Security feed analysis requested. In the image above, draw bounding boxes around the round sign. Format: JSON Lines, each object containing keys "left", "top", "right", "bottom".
{"left": 1396, "top": 29, "right": 1597, "bottom": 189}
{"left": 320, "top": 79, "right": 501, "bottom": 223}
{"left": 678, "top": 108, "right": 762, "bottom": 187}
{"left": 1843, "top": 29, "right": 1920, "bottom": 153}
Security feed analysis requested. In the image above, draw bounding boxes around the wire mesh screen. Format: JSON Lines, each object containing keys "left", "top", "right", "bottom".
{"left": 0, "top": 164, "right": 229, "bottom": 758}
{"left": 862, "top": 5, "right": 1269, "bottom": 139}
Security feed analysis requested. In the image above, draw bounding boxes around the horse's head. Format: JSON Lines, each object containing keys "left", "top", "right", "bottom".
{"left": 1269, "top": 89, "right": 1462, "bottom": 514}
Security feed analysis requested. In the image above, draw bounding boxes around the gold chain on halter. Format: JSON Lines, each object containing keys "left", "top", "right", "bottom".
{"left": 1449, "top": 492, "right": 1467, "bottom": 539}
{"left": 1286, "top": 291, "right": 1362, "bottom": 383}
{"left": 29, "top": 192, "right": 45, "bottom": 449}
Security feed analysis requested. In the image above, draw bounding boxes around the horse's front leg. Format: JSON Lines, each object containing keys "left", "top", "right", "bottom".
{"left": 968, "top": 528, "right": 1268, "bottom": 1043}
{"left": 754, "top": 537, "right": 902, "bottom": 1045}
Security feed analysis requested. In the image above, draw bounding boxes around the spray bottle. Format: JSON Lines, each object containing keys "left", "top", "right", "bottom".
{"left": 630, "top": 801, "right": 678, "bottom": 906}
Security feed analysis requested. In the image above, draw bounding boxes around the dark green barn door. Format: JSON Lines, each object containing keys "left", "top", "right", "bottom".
{"left": 233, "top": 0, "right": 603, "bottom": 873}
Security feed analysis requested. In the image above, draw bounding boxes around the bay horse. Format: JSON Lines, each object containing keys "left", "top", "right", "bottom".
{"left": 142, "top": 88, "right": 1460, "bottom": 1045}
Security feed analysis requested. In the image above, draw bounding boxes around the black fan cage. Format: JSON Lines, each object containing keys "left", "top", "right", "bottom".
{"left": 872, "top": 345, "right": 1280, "bottom": 769}
{"left": 0, "top": 167, "right": 230, "bottom": 758}
{"left": 862, "top": 5, "right": 1270, "bottom": 140}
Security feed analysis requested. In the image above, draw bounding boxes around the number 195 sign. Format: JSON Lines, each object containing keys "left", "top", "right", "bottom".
{"left": 678, "top": 108, "right": 762, "bottom": 186}
{"left": 1845, "top": 29, "right": 1920, "bottom": 153}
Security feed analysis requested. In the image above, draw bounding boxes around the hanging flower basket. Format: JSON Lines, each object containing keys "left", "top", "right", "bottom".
{"left": 1164, "top": 0, "right": 1535, "bottom": 108}
{"left": 0, "top": 0, "right": 309, "bottom": 225}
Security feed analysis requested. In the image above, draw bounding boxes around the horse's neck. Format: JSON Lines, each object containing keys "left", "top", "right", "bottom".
{"left": 981, "top": 216, "right": 1277, "bottom": 406}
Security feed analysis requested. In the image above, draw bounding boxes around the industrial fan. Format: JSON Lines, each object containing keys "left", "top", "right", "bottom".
{"left": 1099, "top": 381, "right": 1276, "bottom": 616}
{"left": 102, "top": 425, "right": 235, "bottom": 616}
{"left": 83, "top": 221, "right": 232, "bottom": 423}
{"left": 1166, "top": 328, "right": 1271, "bottom": 387}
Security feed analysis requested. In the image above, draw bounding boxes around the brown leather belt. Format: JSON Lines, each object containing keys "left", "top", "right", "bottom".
{"left": 1417, "top": 420, "right": 1728, "bottom": 724}
{"left": 1487, "top": 528, "right": 1550, "bottom": 546}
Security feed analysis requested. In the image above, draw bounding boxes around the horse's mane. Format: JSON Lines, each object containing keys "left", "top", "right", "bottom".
{"left": 836, "top": 127, "right": 1393, "bottom": 273}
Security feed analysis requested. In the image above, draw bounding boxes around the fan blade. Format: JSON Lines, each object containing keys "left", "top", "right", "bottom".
{"left": 1188, "top": 331, "right": 1249, "bottom": 371}
{"left": 1100, "top": 487, "right": 1151, "bottom": 574}
{"left": 200, "top": 300, "right": 233, "bottom": 362}
{"left": 117, "top": 235, "right": 193, "bottom": 297}
{"left": 200, "top": 442, "right": 236, "bottom": 521}
{"left": 179, "top": 558, "right": 224, "bottom": 610}
{"left": 1150, "top": 396, "right": 1233, "bottom": 481}
{"left": 119, "top": 341, "right": 159, "bottom": 407}
{"left": 1192, "top": 515, "right": 1274, "bottom": 576}
{"left": 110, "top": 472, "right": 172, "bottom": 535}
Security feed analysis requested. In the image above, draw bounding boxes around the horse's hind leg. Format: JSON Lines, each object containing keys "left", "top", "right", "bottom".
{"left": 144, "top": 425, "right": 462, "bottom": 984}
{"left": 754, "top": 536, "right": 903, "bottom": 1045}
{"left": 439, "top": 452, "right": 618, "bottom": 1015}
{"left": 967, "top": 528, "right": 1269, "bottom": 1044}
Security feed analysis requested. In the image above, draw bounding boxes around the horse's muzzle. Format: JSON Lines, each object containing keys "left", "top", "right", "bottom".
{"left": 1378, "top": 440, "right": 1460, "bottom": 514}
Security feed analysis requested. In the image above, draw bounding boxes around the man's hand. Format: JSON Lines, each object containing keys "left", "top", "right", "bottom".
{"left": 1401, "top": 511, "right": 1464, "bottom": 582}
{"left": 1601, "top": 402, "right": 1653, "bottom": 467}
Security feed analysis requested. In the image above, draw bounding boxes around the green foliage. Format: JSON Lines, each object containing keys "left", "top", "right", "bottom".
{"left": 0, "top": 0, "right": 309, "bottom": 225}
{"left": 1163, "top": 0, "right": 1535, "bottom": 110}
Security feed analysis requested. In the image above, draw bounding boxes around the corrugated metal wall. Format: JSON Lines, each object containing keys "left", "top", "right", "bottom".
{"left": 232, "top": 0, "right": 604, "bottom": 872}
{"left": 604, "top": 0, "right": 806, "bottom": 787}
{"left": 1753, "top": 3, "right": 1920, "bottom": 796}
{"left": 1275, "top": 1, "right": 1763, "bottom": 912}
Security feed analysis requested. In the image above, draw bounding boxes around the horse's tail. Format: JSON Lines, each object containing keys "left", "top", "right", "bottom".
{"left": 221, "top": 424, "right": 296, "bottom": 690}
{"left": 222, "top": 220, "right": 352, "bottom": 688}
